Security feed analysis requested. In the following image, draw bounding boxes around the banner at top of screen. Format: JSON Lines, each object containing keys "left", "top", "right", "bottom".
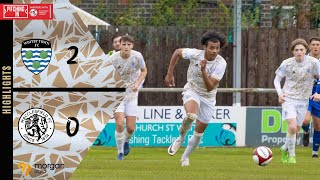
{"left": 0, "top": 4, "right": 53, "bottom": 20}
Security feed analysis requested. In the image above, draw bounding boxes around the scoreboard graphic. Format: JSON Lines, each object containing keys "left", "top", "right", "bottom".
{"left": 12, "top": 0, "right": 125, "bottom": 179}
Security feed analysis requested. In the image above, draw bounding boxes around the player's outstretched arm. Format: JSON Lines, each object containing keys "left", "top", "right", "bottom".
{"left": 164, "top": 48, "right": 183, "bottom": 87}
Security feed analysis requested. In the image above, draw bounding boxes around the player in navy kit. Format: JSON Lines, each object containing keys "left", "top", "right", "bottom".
{"left": 301, "top": 37, "right": 320, "bottom": 158}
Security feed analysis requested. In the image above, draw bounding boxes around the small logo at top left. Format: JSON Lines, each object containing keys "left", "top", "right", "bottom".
{"left": 0, "top": 4, "right": 53, "bottom": 20}
{"left": 21, "top": 39, "right": 52, "bottom": 75}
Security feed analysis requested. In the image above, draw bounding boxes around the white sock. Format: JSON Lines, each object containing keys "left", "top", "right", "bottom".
{"left": 179, "top": 116, "right": 195, "bottom": 142}
{"left": 124, "top": 129, "right": 133, "bottom": 142}
{"left": 281, "top": 132, "right": 289, "bottom": 151}
{"left": 312, "top": 151, "right": 318, "bottom": 155}
{"left": 181, "top": 131, "right": 203, "bottom": 159}
{"left": 287, "top": 133, "right": 296, "bottom": 157}
{"left": 115, "top": 131, "right": 125, "bottom": 154}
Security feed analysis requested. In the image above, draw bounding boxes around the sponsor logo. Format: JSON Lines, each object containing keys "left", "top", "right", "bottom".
{"left": 0, "top": 4, "right": 53, "bottom": 20}
{"left": 34, "top": 163, "right": 65, "bottom": 174}
{"left": 18, "top": 162, "right": 65, "bottom": 175}
{"left": 29, "top": 9, "right": 37, "bottom": 17}
{"left": 18, "top": 162, "right": 31, "bottom": 176}
{"left": 215, "top": 123, "right": 236, "bottom": 146}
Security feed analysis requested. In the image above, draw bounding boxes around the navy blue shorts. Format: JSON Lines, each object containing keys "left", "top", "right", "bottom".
{"left": 308, "top": 99, "right": 320, "bottom": 118}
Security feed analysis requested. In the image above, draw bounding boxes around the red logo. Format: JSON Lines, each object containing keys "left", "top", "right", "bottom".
{"left": 0, "top": 4, "right": 53, "bottom": 20}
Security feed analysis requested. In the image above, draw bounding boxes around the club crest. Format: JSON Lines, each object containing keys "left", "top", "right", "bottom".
{"left": 18, "top": 108, "right": 55, "bottom": 144}
{"left": 21, "top": 39, "right": 52, "bottom": 75}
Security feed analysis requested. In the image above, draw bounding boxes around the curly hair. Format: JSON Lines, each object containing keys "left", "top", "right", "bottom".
{"left": 201, "top": 30, "right": 227, "bottom": 48}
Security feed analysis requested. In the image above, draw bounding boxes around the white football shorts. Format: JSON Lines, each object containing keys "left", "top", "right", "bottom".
{"left": 115, "top": 98, "right": 138, "bottom": 116}
{"left": 281, "top": 97, "right": 309, "bottom": 126}
{"left": 182, "top": 90, "right": 216, "bottom": 124}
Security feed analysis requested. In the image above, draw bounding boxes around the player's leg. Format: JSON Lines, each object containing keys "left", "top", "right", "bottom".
{"left": 286, "top": 99, "right": 308, "bottom": 163}
{"left": 114, "top": 101, "right": 125, "bottom": 160}
{"left": 280, "top": 98, "right": 297, "bottom": 163}
{"left": 280, "top": 131, "right": 289, "bottom": 162}
{"left": 124, "top": 116, "right": 136, "bottom": 156}
{"left": 311, "top": 104, "right": 320, "bottom": 158}
{"left": 168, "top": 90, "right": 199, "bottom": 156}
{"left": 168, "top": 101, "right": 198, "bottom": 156}
{"left": 180, "top": 97, "right": 213, "bottom": 166}
{"left": 286, "top": 118, "right": 298, "bottom": 163}
{"left": 181, "top": 120, "right": 207, "bottom": 166}
{"left": 301, "top": 109, "right": 312, "bottom": 147}
{"left": 123, "top": 98, "right": 138, "bottom": 156}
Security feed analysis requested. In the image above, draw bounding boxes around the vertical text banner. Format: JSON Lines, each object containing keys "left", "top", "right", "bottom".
{"left": 94, "top": 106, "right": 246, "bottom": 147}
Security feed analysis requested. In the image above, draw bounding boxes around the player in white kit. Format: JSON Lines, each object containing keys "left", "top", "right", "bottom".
{"left": 164, "top": 30, "right": 227, "bottom": 166}
{"left": 109, "top": 35, "right": 147, "bottom": 160}
{"left": 274, "top": 38, "right": 320, "bottom": 163}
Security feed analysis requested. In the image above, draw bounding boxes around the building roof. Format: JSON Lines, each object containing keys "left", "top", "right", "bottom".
{"left": 71, "top": 4, "right": 110, "bottom": 30}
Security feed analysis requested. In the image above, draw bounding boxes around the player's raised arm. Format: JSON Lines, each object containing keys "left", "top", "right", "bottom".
{"left": 164, "top": 48, "right": 183, "bottom": 87}
{"left": 200, "top": 59, "right": 226, "bottom": 92}
{"left": 200, "top": 59, "right": 215, "bottom": 91}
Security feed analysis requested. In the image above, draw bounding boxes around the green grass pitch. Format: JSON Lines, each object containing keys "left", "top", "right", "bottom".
{"left": 71, "top": 146, "right": 320, "bottom": 180}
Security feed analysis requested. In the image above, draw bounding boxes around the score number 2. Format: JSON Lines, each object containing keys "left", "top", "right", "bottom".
{"left": 67, "top": 46, "right": 78, "bottom": 64}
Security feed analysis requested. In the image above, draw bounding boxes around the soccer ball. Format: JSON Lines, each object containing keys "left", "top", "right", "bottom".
{"left": 252, "top": 146, "right": 273, "bottom": 166}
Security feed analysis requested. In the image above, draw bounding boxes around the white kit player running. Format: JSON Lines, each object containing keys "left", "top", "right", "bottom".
{"left": 109, "top": 35, "right": 147, "bottom": 160}
{"left": 164, "top": 30, "right": 227, "bottom": 166}
{"left": 274, "top": 38, "right": 320, "bottom": 163}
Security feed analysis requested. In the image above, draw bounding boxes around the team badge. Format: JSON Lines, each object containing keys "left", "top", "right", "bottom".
{"left": 18, "top": 108, "right": 55, "bottom": 144}
{"left": 21, "top": 39, "right": 52, "bottom": 75}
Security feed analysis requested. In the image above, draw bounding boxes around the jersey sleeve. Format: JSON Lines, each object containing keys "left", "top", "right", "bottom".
{"left": 316, "top": 61, "right": 320, "bottom": 93}
{"left": 211, "top": 62, "right": 227, "bottom": 81}
{"left": 181, "top": 48, "right": 198, "bottom": 61}
{"left": 109, "top": 54, "right": 116, "bottom": 67}
{"left": 275, "top": 61, "right": 286, "bottom": 78}
{"left": 138, "top": 52, "right": 146, "bottom": 69}
{"left": 314, "top": 60, "right": 320, "bottom": 76}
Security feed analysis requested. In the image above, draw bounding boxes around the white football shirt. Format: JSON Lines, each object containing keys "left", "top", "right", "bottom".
{"left": 275, "top": 55, "right": 320, "bottom": 99}
{"left": 182, "top": 48, "right": 227, "bottom": 99}
{"left": 110, "top": 50, "right": 146, "bottom": 100}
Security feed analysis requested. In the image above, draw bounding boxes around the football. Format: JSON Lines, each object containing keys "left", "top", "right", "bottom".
{"left": 252, "top": 146, "right": 273, "bottom": 166}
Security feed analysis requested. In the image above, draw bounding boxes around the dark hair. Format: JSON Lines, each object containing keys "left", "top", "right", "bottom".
{"left": 112, "top": 33, "right": 121, "bottom": 42}
{"left": 290, "top": 38, "right": 308, "bottom": 51}
{"left": 201, "top": 30, "right": 227, "bottom": 48}
{"left": 309, "top": 36, "right": 320, "bottom": 43}
{"left": 120, "top": 35, "right": 134, "bottom": 44}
